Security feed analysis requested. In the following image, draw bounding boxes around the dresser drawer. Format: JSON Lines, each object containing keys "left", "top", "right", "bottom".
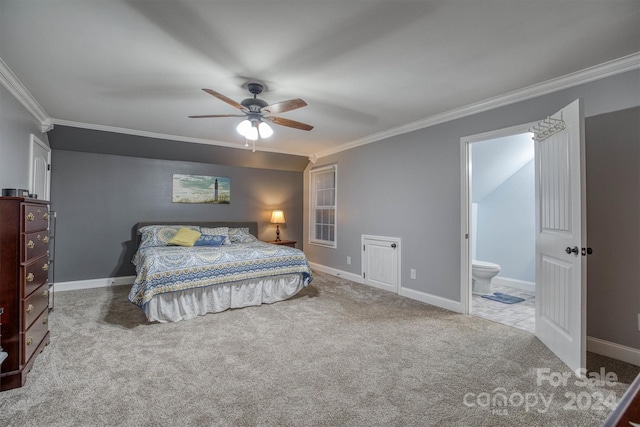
{"left": 23, "top": 283, "right": 49, "bottom": 330}
{"left": 22, "top": 261, "right": 49, "bottom": 297}
{"left": 23, "top": 310, "right": 48, "bottom": 364}
{"left": 22, "top": 204, "right": 49, "bottom": 233}
{"left": 22, "top": 231, "right": 50, "bottom": 263}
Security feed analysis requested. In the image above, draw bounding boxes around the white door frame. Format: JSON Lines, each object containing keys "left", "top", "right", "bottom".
{"left": 460, "top": 122, "right": 537, "bottom": 314}
{"left": 29, "top": 134, "right": 51, "bottom": 200}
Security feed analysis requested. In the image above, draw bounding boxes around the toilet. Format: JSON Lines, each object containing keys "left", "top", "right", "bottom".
{"left": 472, "top": 260, "right": 501, "bottom": 294}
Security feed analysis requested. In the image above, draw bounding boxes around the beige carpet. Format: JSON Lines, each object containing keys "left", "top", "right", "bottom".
{"left": 0, "top": 271, "right": 637, "bottom": 426}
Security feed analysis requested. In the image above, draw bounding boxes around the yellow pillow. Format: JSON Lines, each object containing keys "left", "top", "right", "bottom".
{"left": 168, "top": 227, "right": 202, "bottom": 247}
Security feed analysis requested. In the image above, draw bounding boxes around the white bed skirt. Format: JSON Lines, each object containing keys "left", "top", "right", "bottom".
{"left": 144, "top": 274, "right": 307, "bottom": 323}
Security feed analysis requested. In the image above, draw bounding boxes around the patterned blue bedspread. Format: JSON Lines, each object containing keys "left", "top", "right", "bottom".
{"left": 128, "top": 241, "right": 313, "bottom": 307}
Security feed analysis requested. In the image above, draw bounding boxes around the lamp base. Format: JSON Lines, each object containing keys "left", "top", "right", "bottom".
{"left": 275, "top": 224, "right": 281, "bottom": 242}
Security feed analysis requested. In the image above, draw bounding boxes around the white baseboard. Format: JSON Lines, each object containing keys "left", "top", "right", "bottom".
{"left": 587, "top": 336, "right": 640, "bottom": 367}
{"left": 309, "top": 262, "right": 462, "bottom": 313}
{"left": 308, "top": 262, "right": 364, "bottom": 284}
{"left": 399, "top": 286, "right": 463, "bottom": 313}
{"left": 492, "top": 277, "right": 535, "bottom": 292}
{"left": 53, "top": 275, "right": 136, "bottom": 292}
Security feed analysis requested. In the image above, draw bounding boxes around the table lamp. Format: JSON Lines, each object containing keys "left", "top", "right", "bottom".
{"left": 270, "top": 210, "right": 285, "bottom": 242}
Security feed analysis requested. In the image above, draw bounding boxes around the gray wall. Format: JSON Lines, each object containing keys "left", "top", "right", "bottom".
{"left": 50, "top": 150, "right": 304, "bottom": 282}
{"left": 0, "top": 84, "right": 50, "bottom": 190}
{"left": 476, "top": 160, "right": 535, "bottom": 283}
{"left": 585, "top": 107, "right": 640, "bottom": 350}
{"left": 304, "top": 70, "right": 640, "bottom": 349}
{"left": 48, "top": 125, "right": 310, "bottom": 172}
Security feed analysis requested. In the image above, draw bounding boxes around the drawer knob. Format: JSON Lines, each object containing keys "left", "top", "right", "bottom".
{"left": 42, "top": 263, "right": 49, "bottom": 271}
{"left": 26, "top": 272, "right": 35, "bottom": 282}
{"left": 43, "top": 236, "right": 50, "bottom": 244}
{"left": 43, "top": 213, "right": 50, "bottom": 221}
{"left": 43, "top": 289, "right": 49, "bottom": 298}
{"left": 26, "top": 337, "right": 33, "bottom": 346}
{"left": 26, "top": 304, "right": 34, "bottom": 313}
{"left": 42, "top": 317, "right": 48, "bottom": 325}
{"left": 27, "top": 213, "right": 35, "bottom": 221}
{"left": 27, "top": 240, "right": 35, "bottom": 249}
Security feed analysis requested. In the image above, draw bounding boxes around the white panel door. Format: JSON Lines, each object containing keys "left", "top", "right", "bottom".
{"left": 29, "top": 135, "right": 51, "bottom": 201}
{"left": 535, "top": 99, "right": 586, "bottom": 372}
{"left": 362, "top": 236, "right": 399, "bottom": 293}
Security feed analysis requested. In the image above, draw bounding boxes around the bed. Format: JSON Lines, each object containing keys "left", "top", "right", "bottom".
{"left": 128, "top": 221, "right": 313, "bottom": 322}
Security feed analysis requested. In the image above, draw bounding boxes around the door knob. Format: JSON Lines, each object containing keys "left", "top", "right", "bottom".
{"left": 565, "top": 246, "right": 579, "bottom": 255}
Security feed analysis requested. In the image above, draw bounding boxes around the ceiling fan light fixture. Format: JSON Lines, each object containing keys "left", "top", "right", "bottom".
{"left": 245, "top": 124, "right": 259, "bottom": 141}
{"left": 258, "top": 121, "right": 273, "bottom": 138}
{"left": 236, "top": 119, "right": 252, "bottom": 136}
{"left": 191, "top": 86, "right": 313, "bottom": 146}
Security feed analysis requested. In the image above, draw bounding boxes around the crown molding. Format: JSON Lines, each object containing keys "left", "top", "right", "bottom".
{"left": 50, "top": 119, "right": 311, "bottom": 157}
{"left": 3, "top": 52, "right": 638, "bottom": 160}
{"left": 0, "top": 57, "right": 52, "bottom": 132}
{"left": 316, "top": 52, "right": 640, "bottom": 159}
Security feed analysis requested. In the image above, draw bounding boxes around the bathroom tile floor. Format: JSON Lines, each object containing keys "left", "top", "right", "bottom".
{"left": 471, "top": 284, "right": 535, "bottom": 333}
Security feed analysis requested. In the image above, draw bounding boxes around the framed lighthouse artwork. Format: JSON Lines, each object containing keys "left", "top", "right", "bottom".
{"left": 172, "top": 174, "right": 230, "bottom": 204}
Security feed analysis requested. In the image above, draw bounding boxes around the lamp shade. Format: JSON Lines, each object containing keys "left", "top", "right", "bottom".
{"left": 270, "top": 210, "right": 285, "bottom": 224}
{"left": 236, "top": 119, "right": 259, "bottom": 140}
{"left": 245, "top": 125, "right": 259, "bottom": 141}
{"left": 236, "top": 119, "right": 252, "bottom": 136}
{"left": 258, "top": 122, "right": 273, "bottom": 138}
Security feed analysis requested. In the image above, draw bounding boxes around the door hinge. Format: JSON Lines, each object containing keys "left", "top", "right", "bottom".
{"left": 465, "top": 233, "right": 469, "bottom": 239}
{"left": 363, "top": 244, "right": 365, "bottom": 251}
{"left": 47, "top": 164, "right": 51, "bottom": 171}
{"left": 363, "top": 272, "right": 366, "bottom": 279}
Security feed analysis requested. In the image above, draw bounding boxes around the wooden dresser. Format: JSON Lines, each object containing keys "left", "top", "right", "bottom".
{"left": 0, "top": 197, "right": 50, "bottom": 391}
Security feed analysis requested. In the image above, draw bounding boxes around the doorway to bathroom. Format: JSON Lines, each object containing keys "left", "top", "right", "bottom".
{"left": 461, "top": 100, "right": 587, "bottom": 372}
{"left": 465, "top": 129, "right": 536, "bottom": 333}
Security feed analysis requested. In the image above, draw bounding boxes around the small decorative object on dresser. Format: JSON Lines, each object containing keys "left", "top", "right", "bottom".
{"left": 0, "top": 197, "right": 51, "bottom": 391}
{"left": 267, "top": 240, "right": 297, "bottom": 248}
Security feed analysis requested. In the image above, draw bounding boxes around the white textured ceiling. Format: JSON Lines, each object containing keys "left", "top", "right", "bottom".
{"left": 1, "top": 0, "right": 638, "bottom": 158}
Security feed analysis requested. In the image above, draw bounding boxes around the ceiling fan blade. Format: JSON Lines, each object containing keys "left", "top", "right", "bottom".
{"left": 202, "top": 89, "right": 247, "bottom": 111}
{"left": 188, "top": 114, "right": 245, "bottom": 118}
{"left": 262, "top": 99, "right": 307, "bottom": 115}
{"left": 269, "top": 116, "right": 314, "bottom": 131}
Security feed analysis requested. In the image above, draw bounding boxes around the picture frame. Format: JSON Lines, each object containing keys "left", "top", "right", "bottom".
{"left": 172, "top": 174, "right": 230, "bottom": 204}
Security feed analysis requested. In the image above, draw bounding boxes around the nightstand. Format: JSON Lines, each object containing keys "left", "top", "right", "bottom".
{"left": 267, "top": 240, "right": 296, "bottom": 248}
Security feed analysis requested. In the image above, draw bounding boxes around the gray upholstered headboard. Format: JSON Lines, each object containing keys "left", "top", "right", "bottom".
{"left": 135, "top": 221, "right": 258, "bottom": 241}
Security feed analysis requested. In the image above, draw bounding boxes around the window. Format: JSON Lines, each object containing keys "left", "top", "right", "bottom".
{"left": 310, "top": 164, "right": 337, "bottom": 247}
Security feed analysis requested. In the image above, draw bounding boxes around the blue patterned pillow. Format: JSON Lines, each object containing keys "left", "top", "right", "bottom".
{"left": 228, "top": 227, "right": 258, "bottom": 243}
{"left": 200, "top": 226, "right": 230, "bottom": 245}
{"left": 194, "top": 235, "right": 226, "bottom": 247}
{"left": 139, "top": 225, "right": 199, "bottom": 249}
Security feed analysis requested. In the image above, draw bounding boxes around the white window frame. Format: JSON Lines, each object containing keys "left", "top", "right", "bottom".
{"left": 309, "top": 164, "right": 337, "bottom": 248}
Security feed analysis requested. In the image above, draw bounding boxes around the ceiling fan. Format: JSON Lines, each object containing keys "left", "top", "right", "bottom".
{"left": 188, "top": 83, "right": 313, "bottom": 141}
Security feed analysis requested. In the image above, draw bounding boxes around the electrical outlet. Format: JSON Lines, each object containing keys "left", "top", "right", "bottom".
{"left": 410, "top": 269, "right": 416, "bottom": 279}
{"left": 347, "top": 256, "right": 351, "bottom": 265}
